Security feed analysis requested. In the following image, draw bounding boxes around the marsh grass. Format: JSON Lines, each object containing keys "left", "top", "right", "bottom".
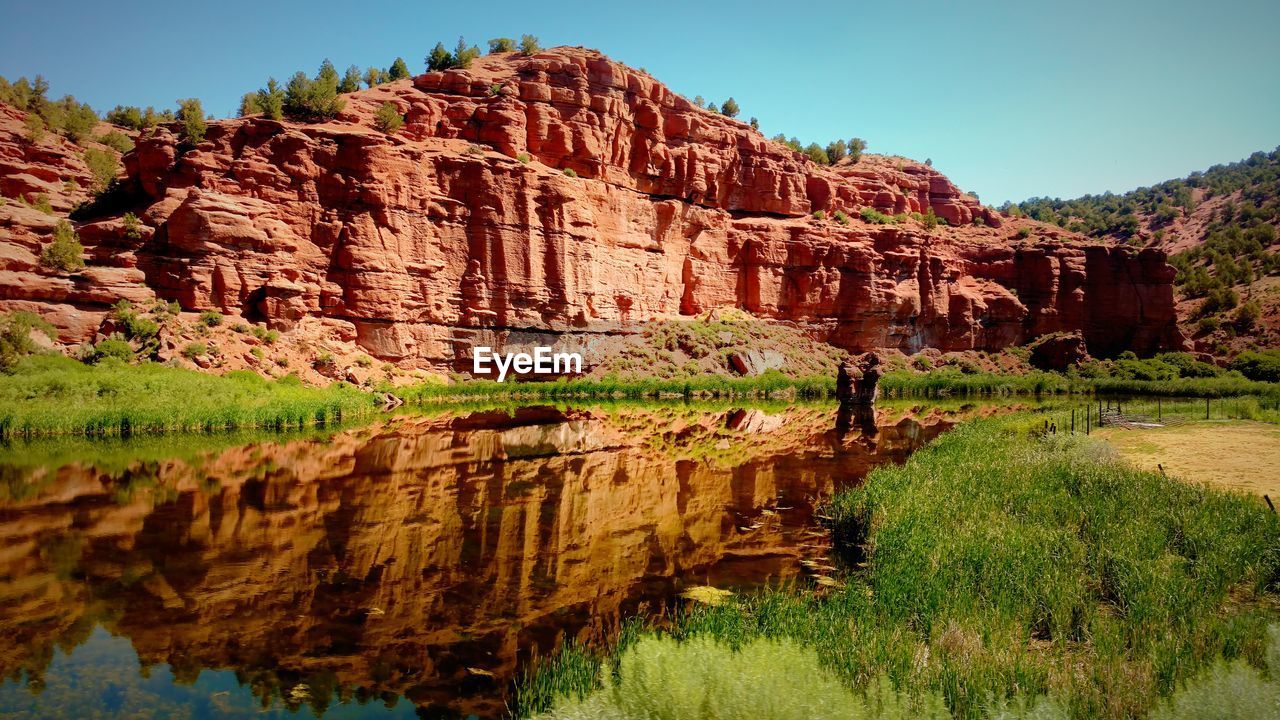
{"left": 395, "top": 370, "right": 835, "bottom": 403}
{"left": 516, "top": 414, "right": 1280, "bottom": 719}
{"left": 880, "top": 369, "right": 1280, "bottom": 400}
{"left": 0, "top": 355, "right": 376, "bottom": 438}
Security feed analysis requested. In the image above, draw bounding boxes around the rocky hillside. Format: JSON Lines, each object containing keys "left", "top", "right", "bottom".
{"left": 0, "top": 47, "right": 1188, "bottom": 378}
{"left": 1017, "top": 149, "right": 1280, "bottom": 355}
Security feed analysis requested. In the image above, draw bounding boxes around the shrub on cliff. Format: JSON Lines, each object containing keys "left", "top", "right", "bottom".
{"left": 176, "top": 98, "right": 207, "bottom": 145}
{"left": 105, "top": 105, "right": 143, "bottom": 129}
{"left": 374, "top": 102, "right": 403, "bottom": 134}
{"left": 848, "top": 137, "right": 867, "bottom": 162}
{"left": 520, "top": 34, "right": 541, "bottom": 55}
{"left": 826, "top": 139, "right": 847, "bottom": 162}
{"left": 488, "top": 37, "right": 516, "bottom": 53}
{"left": 720, "top": 97, "right": 740, "bottom": 118}
{"left": 804, "top": 143, "right": 829, "bottom": 165}
{"left": 0, "top": 74, "right": 48, "bottom": 112}
{"left": 96, "top": 130, "right": 133, "bottom": 153}
{"left": 40, "top": 221, "right": 85, "bottom": 272}
{"left": 860, "top": 207, "right": 896, "bottom": 224}
{"left": 0, "top": 311, "right": 56, "bottom": 373}
{"left": 53, "top": 97, "right": 100, "bottom": 144}
{"left": 388, "top": 57, "right": 410, "bottom": 80}
{"left": 22, "top": 114, "right": 45, "bottom": 144}
{"left": 83, "top": 148, "right": 118, "bottom": 192}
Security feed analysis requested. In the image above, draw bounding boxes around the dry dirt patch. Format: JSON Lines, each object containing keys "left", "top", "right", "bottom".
{"left": 1098, "top": 421, "right": 1280, "bottom": 498}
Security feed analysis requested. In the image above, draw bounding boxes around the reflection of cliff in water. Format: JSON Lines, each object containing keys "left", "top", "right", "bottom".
{"left": 0, "top": 403, "right": 965, "bottom": 717}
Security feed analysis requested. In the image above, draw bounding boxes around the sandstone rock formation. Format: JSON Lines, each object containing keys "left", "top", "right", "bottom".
{"left": 0, "top": 48, "right": 1187, "bottom": 371}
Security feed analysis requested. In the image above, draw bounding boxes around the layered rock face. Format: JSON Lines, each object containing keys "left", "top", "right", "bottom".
{"left": 0, "top": 48, "right": 1186, "bottom": 367}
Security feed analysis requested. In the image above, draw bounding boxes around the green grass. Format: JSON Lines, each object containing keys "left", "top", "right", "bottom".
{"left": 516, "top": 412, "right": 1280, "bottom": 719}
{"left": 880, "top": 368, "right": 1280, "bottom": 400}
{"left": 0, "top": 354, "right": 377, "bottom": 438}
{"left": 393, "top": 369, "right": 835, "bottom": 403}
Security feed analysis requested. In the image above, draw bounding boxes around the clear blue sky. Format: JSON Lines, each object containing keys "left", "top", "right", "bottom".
{"left": 2, "top": 0, "right": 1276, "bottom": 205}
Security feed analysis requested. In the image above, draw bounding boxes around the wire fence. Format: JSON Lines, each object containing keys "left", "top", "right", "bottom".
{"left": 1035, "top": 395, "right": 1280, "bottom": 437}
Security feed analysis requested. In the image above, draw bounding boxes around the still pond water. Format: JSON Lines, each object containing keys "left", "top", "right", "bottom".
{"left": 0, "top": 400, "right": 986, "bottom": 718}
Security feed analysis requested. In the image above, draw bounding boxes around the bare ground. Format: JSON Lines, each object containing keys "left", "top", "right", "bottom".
{"left": 1099, "top": 421, "right": 1280, "bottom": 497}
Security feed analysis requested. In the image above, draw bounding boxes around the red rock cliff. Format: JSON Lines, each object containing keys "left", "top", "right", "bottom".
{"left": 0, "top": 47, "right": 1186, "bottom": 367}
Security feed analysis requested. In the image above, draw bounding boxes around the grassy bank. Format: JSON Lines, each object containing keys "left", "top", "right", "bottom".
{"left": 879, "top": 368, "right": 1280, "bottom": 400}
{"left": 392, "top": 369, "right": 835, "bottom": 403}
{"left": 515, "top": 412, "right": 1280, "bottom": 719}
{"left": 0, "top": 355, "right": 376, "bottom": 438}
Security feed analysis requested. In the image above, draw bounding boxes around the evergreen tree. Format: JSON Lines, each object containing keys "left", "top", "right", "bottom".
{"left": 284, "top": 72, "right": 312, "bottom": 116}
{"left": 720, "top": 97, "right": 740, "bottom": 118}
{"left": 258, "top": 78, "right": 284, "bottom": 120}
{"left": 339, "top": 65, "right": 362, "bottom": 93}
{"left": 364, "top": 67, "right": 382, "bottom": 88}
{"left": 388, "top": 57, "right": 410, "bottom": 80}
{"left": 426, "top": 43, "right": 453, "bottom": 71}
{"left": 519, "top": 34, "right": 540, "bottom": 55}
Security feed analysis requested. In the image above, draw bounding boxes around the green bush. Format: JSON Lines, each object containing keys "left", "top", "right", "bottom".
{"left": 96, "top": 130, "right": 133, "bottom": 154}
{"left": 804, "top": 142, "right": 829, "bottom": 165}
{"left": 488, "top": 37, "right": 516, "bottom": 53}
{"left": 0, "top": 311, "right": 55, "bottom": 372}
{"left": 374, "top": 102, "right": 404, "bottom": 134}
{"left": 22, "top": 113, "right": 45, "bottom": 144}
{"left": 198, "top": 310, "right": 223, "bottom": 327}
{"left": 40, "top": 221, "right": 85, "bottom": 272}
{"left": 83, "top": 147, "right": 118, "bottom": 192}
{"left": 91, "top": 336, "right": 134, "bottom": 363}
{"left": 520, "top": 34, "right": 541, "bottom": 55}
{"left": 122, "top": 212, "right": 142, "bottom": 240}
{"left": 182, "top": 342, "right": 207, "bottom": 359}
{"left": 720, "top": 97, "right": 740, "bottom": 118}
{"left": 563, "top": 168, "right": 578, "bottom": 178}
{"left": 1231, "top": 350, "right": 1280, "bottom": 382}
{"left": 860, "top": 207, "right": 896, "bottom": 224}
{"left": 1150, "top": 627, "right": 1280, "bottom": 720}
{"left": 1234, "top": 300, "right": 1261, "bottom": 331}
{"left": 27, "top": 193, "right": 53, "bottom": 214}
{"left": 251, "top": 326, "right": 280, "bottom": 345}
{"left": 847, "top": 137, "right": 867, "bottom": 162}
{"left": 833, "top": 210, "right": 848, "bottom": 225}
